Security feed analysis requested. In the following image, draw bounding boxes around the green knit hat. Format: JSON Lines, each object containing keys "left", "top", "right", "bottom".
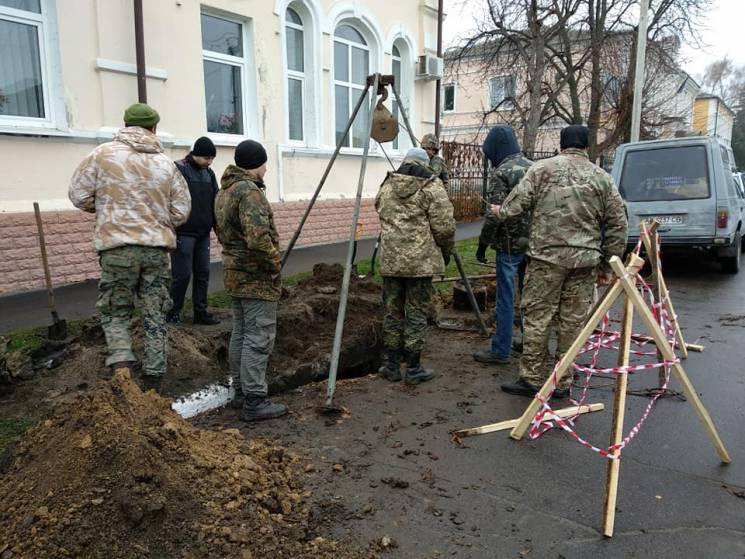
{"left": 123, "top": 103, "right": 160, "bottom": 128}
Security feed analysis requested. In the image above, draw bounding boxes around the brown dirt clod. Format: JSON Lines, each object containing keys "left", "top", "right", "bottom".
{"left": 0, "top": 370, "right": 373, "bottom": 559}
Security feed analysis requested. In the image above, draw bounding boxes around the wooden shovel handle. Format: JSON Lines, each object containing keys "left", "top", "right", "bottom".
{"left": 33, "top": 202, "right": 56, "bottom": 311}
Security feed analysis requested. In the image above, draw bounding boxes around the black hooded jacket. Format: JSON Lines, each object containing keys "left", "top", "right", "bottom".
{"left": 175, "top": 153, "right": 219, "bottom": 238}
{"left": 482, "top": 125, "right": 521, "bottom": 168}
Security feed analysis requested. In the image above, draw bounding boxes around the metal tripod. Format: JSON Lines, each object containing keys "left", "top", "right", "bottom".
{"left": 279, "top": 73, "right": 487, "bottom": 407}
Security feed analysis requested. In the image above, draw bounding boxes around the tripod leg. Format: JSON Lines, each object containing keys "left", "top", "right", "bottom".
{"left": 325, "top": 74, "right": 381, "bottom": 407}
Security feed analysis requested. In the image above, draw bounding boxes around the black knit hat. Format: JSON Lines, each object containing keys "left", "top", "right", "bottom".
{"left": 192, "top": 136, "right": 216, "bottom": 157}
{"left": 560, "top": 125, "right": 589, "bottom": 150}
{"left": 234, "top": 140, "right": 268, "bottom": 170}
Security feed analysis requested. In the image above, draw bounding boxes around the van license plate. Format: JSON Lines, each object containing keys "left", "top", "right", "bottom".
{"left": 651, "top": 215, "right": 684, "bottom": 225}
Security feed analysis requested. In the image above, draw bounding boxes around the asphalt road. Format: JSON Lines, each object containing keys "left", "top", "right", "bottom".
{"left": 196, "top": 248, "right": 745, "bottom": 558}
{"left": 0, "top": 220, "right": 483, "bottom": 334}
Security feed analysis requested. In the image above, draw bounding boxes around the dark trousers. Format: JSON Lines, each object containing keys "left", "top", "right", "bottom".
{"left": 170, "top": 234, "right": 211, "bottom": 316}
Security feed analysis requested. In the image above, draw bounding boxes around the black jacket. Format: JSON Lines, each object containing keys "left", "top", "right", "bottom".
{"left": 175, "top": 154, "right": 219, "bottom": 238}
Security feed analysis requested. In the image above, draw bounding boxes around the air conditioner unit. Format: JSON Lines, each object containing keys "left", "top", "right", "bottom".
{"left": 416, "top": 54, "right": 443, "bottom": 81}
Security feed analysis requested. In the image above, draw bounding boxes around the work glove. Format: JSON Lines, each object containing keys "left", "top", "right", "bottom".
{"left": 442, "top": 249, "right": 451, "bottom": 267}
{"left": 475, "top": 242, "right": 488, "bottom": 263}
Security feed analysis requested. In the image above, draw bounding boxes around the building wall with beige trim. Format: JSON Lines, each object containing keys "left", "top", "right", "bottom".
{"left": 0, "top": 0, "right": 443, "bottom": 294}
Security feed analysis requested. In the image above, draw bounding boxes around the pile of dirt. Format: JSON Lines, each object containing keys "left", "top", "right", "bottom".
{"left": 0, "top": 370, "right": 374, "bottom": 559}
{"left": 1, "top": 263, "right": 383, "bottom": 423}
{"left": 269, "top": 263, "right": 383, "bottom": 392}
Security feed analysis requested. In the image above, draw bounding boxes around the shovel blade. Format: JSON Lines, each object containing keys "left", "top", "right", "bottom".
{"left": 48, "top": 318, "right": 67, "bottom": 340}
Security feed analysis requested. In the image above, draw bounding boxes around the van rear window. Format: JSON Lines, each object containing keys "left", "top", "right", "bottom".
{"left": 619, "top": 146, "right": 710, "bottom": 202}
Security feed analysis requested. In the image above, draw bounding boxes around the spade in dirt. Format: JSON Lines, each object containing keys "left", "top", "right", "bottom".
{"left": 33, "top": 202, "right": 67, "bottom": 340}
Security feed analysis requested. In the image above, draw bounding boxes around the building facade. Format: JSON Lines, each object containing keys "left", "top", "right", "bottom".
{"left": 693, "top": 94, "right": 735, "bottom": 147}
{"left": 0, "top": 0, "right": 442, "bottom": 293}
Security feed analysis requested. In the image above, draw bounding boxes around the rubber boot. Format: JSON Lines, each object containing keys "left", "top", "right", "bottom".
{"left": 141, "top": 375, "right": 163, "bottom": 394}
{"left": 241, "top": 396, "right": 288, "bottom": 422}
{"left": 404, "top": 351, "right": 434, "bottom": 385}
{"left": 378, "top": 349, "right": 402, "bottom": 382}
{"left": 230, "top": 384, "right": 245, "bottom": 410}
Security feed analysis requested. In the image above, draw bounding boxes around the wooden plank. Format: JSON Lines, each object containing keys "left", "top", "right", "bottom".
{"left": 454, "top": 403, "right": 605, "bottom": 438}
{"left": 631, "top": 334, "right": 704, "bottom": 353}
{"left": 509, "top": 254, "right": 644, "bottom": 441}
{"left": 602, "top": 295, "right": 633, "bottom": 538}
{"left": 609, "top": 257, "right": 731, "bottom": 464}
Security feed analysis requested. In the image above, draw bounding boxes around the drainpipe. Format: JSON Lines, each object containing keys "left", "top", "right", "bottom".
{"left": 434, "top": 0, "right": 443, "bottom": 137}
{"left": 134, "top": 0, "right": 147, "bottom": 103}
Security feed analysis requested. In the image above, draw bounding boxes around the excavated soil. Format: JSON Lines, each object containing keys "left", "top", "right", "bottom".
{"left": 0, "top": 370, "right": 375, "bottom": 559}
{"left": 0, "top": 264, "right": 383, "bottom": 421}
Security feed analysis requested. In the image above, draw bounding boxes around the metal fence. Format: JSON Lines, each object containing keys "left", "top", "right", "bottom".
{"left": 441, "top": 142, "right": 560, "bottom": 221}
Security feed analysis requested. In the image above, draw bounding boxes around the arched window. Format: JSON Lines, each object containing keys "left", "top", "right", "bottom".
{"left": 390, "top": 37, "right": 413, "bottom": 151}
{"left": 333, "top": 24, "right": 370, "bottom": 148}
{"left": 285, "top": 6, "right": 305, "bottom": 141}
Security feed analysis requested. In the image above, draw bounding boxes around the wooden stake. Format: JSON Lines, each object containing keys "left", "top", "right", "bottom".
{"left": 602, "top": 295, "right": 633, "bottom": 538}
{"left": 455, "top": 403, "right": 604, "bottom": 438}
{"left": 608, "top": 256, "right": 731, "bottom": 464}
{"left": 509, "top": 254, "right": 645, "bottom": 441}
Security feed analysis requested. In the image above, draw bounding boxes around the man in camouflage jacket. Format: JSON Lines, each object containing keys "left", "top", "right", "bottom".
{"left": 69, "top": 103, "right": 191, "bottom": 392}
{"left": 421, "top": 133, "right": 450, "bottom": 188}
{"left": 473, "top": 125, "right": 533, "bottom": 366}
{"left": 375, "top": 148, "right": 456, "bottom": 385}
{"left": 492, "top": 125, "right": 628, "bottom": 397}
{"left": 214, "top": 140, "right": 287, "bottom": 421}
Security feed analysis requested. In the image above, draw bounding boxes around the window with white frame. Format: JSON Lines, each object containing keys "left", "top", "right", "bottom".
{"left": 334, "top": 24, "right": 369, "bottom": 148}
{"left": 0, "top": 0, "right": 50, "bottom": 122}
{"left": 201, "top": 12, "right": 247, "bottom": 135}
{"left": 489, "top": 75, "right": 515, "bottom": 110}
{"left": 391, "top": 44, "right": 402, "bottom": 150}
{"left": 285, "top": 6, "right": 304, "bottom": 142}
{"left": 443, "top": 83, "right": 456, "bottom": 112}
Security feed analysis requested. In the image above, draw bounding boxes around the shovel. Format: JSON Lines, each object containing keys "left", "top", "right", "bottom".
{"left": 33, "top": 202, "right": 67, "bottom": 340}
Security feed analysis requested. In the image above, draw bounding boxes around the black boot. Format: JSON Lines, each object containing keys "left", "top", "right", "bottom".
{"left": 194, "top": 312, "right": 220, "bottom": 325}
{"left": 241, "top": 396, "right": 288, "bottom": 422}
{"left": 378, "top": 349, "right": 402, "bottom": 382}
{"left": 404, "top": 351, "right": 434, "bottom": 385}
{"left": 141, "top": 375, "right": 163, "bottom": 394}
{"left": 230, "top": 384, "right": 245, "bottom": 410}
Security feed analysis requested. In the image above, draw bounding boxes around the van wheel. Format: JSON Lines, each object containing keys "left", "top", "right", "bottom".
{"left": 721, "top": 233, "right": 741, "bottom": 274}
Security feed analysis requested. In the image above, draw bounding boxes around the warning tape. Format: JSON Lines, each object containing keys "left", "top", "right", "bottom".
{"left": 525, "top": 228, "right": 682, "bottom": 460}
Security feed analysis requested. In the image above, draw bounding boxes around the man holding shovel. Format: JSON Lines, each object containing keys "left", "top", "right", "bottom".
{"left": 69, "top": 103, "right": 191, "bottom": 392}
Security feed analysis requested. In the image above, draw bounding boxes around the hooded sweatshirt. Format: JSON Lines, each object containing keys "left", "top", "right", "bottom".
{"left": 214, "top": 165, "right": 281, "bottom": 301}
{"left": 482, "top": 125, "right": 521, "bottom": 168}
{"left": 69, "top": 126, "right": 191, "bottom": 252}
{"left": 374, "top": 168, "right": 455, "bottom": 277}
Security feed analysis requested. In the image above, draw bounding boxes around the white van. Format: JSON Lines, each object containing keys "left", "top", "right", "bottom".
{"left": 611, "top": 136, "right": 744, "bottom": 273}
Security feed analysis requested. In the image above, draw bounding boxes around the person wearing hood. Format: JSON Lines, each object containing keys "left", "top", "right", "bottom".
{"left": 167, "top": 137, "right": 220, "bottom": 326}
{"left": 214, "top": 140, "right": 288, "bottom": 422}
{"left": 473, "top": 125, "right": 533, "bottom": 366}
{"left": 69, "top": 103, "right": 191, "bottom": 393}
{"left": 491, "top": 125, "right": 628, "bottom": 398}
{"left": 375, "top": 148, "right": 456, "bottom": 385}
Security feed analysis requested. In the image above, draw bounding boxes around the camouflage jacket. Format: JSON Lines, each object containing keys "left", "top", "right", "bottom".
{"left": 68, "top": 127, "right": 191, "bottom": 252}
{"left": 478, "top": 153, "right": 533, "bottom": 253}
{"left": 499, "top": 148, "right": 628, "bottom": 271}
{"left": 428, "top": 155, "right": 450, "bottom": 188}
{"left": 375, "top": 173, "right": 455, "bottom": 277}
{"left": 214, "top": 165, "right": 281, "bottom": 301}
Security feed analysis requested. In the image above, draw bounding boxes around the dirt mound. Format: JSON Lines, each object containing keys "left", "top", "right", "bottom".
{"left": 0, "top": 371, "right": 373, "bottom": 559}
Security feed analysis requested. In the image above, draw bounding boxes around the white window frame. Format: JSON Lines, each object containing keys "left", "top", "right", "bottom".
{"left": 333, "top": 24, "right": 371, "bottom": 150}
{"left": 285, "top": 7, "right": 305, "bottom": 144}
{"left": 442, "top": 82, "right": 456, "bottom": 113}
{"left": 0, "top": 0, "right": 64, "bottom": 131}
{"left": 391, "top": 44, "right": 402, "bottom": 151}
{"left": 201, "top": 10, "right": 258, "bottom": 141}
{"left": 489, "top": 74, "right": 515, "bottom": 111}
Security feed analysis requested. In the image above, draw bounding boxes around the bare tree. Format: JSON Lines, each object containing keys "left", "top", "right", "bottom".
{"left": 702, "top": 57, "right": 745, "bottom": 111}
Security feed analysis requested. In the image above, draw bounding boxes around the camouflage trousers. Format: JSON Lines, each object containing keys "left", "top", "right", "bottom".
{"left": 519, "top": 259, "right": 596, "bottom": 389}
{"left": 96, "top": 246, "right": 172, "bottom": 376}
{"left": 382, "top": 276, "right": 433, "bottom": 354}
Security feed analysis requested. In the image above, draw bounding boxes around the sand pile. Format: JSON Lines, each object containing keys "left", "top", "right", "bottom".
{"left": 0, "top": 371, "right": 373, "bottom": 559}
